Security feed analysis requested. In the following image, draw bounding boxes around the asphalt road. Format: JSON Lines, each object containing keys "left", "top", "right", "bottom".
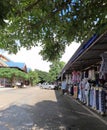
{"left": 0, "top": 87, "right": 107, "bottom": 130}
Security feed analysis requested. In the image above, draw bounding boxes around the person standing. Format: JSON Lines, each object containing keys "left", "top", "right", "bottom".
{"left": 61, "top": 78, "right": 67, "bottom": 95}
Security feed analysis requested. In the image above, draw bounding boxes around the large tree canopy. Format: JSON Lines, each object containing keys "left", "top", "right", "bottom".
{"left": 0, "top": 0, "right": 107, "bottom": 61}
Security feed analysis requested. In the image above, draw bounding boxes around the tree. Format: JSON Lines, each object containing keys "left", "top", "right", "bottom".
{"left": 0, "top": 0, "right": 107, "bottom": 61}
{"left": 28, "top": 71, "right": 39, "bottom": 86}
{"left": 0, "top": 67, "right": 28, "bottom": 86}
{"left": 48, "top": 61, "right": 65, "bottom": 82}
{"left": 35, "top": 69, "right": 49, "bottom": 83}
{"left": 28, "top": 70, "right": 39, "bottom": 86}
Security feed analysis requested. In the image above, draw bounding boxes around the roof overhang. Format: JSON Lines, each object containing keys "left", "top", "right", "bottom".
{"left": 59, "top": 32, "right": 107, "bottom": 77}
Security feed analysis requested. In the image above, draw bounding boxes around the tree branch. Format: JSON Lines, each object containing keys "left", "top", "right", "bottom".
{"left": 15, "top": 0, "right": 41, "bottom": 16}
{"left": 31, "top": 0, "right": 72, "bottom": 28}
{"left": 25, "top": 0, "right": 41, "bottom": 11}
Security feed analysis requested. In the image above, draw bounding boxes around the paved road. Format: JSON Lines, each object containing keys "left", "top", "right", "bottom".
{"left": 0, "top": 87, "right": 107, "bottom": 130}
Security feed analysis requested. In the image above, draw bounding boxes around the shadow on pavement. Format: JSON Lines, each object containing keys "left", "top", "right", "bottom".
{"left": 0, "top": 90, "right": 107, "bottom": 130}
{"left": 0, "top": 90, "right": 79, "bottom": 130}
{"left": 0, "top": 103, "right": 70, "bottom": 130}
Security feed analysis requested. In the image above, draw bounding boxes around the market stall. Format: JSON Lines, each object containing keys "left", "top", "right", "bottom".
{"left": 59, "top": 32, "right": 107, "bottom": 116}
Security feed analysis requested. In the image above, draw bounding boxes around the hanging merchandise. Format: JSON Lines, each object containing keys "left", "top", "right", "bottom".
{"left": 105, "top": 89, "right": 107, "bottom": 115}
{"left": 72, "top": 71, "right": 77, "bottom": 84}
{"left": 88, "top": 69, "right": 96, "bottom": 81}
{"left": 103, "top": 86, "right": 107, "bottom": 115}
{"left": 99, "top": 88, "right": 106, "bottom": 115}
{"left": 78, "top": 81, "right": 82, "bottom": 101}
{"left": 73, "top": 84, "right": 78, "bottom": 99}
{"left": 72, "top": 71, "right": 82, "bottom": 84}
{"left": 99, "top": 52, "right": 107, "bottom": 80}
{"left": 67, "top": 74, "right": 72, "bottom": 95}
{"left": 84, "top": 70, "right": 89, "bottom": 78}
{"left": 84, "top": 81, "right": 90, "bottom": 106}
{"left": 80, "top": 78, "right": 87, "bottom": 103}
{"left": 65, "top": 74, "right": 69, "bottom": 83}
{"left": 68, "top": 74, "right": 72, "bottom": 84}
{"left": 99, "top": 87, "right": 102, "bottom": 113}
{"left": 77, "top": 71, "right": 82, "bottom": 83}
{"left": 101, "top": 90, "right": 106, "bottom": 115}
{"left": 70, "top": 84, "right": 74, "bottom": 96}
{"left": 90, "top": 86, "right": 94, "bottom": 107}
{"left": 95, "top": 87, "right": 99, "bottom": 110}
{"left": 92, "top": 87, "right": 97, "bottom": 110}
{"left": 96, "top": 88, "right": 99, "bottom": 110}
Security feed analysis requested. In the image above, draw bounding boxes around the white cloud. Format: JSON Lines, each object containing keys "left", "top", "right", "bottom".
{"left": 1, "top": 42, "right": 80, "bottom": 72}
{"left": 2, "top": 47, "right": 51, "bottom": 72}
{"left": 61, "top": 42, "right": 80, "bottom": 63}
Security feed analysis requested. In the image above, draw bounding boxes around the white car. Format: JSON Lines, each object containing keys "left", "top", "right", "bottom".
{"left": 41, "top": 82, "right": 48, "bottom": 89}
{"left": 48, "top": 84, "right": 55, "bottom": 89}
{"left": 41, "top": 83, "right": 55, "bottom": 90}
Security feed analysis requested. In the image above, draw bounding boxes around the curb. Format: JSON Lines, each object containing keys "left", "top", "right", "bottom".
{"left": 67, "top": 95, "right": 107, "bottom": 126}
{"left": 0, "top": 88, "right": 15, "bottom": 91}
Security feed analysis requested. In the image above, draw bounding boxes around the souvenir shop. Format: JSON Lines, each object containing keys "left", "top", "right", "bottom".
{"left": 61, "top": 32, "right": 107, "bottom": 116}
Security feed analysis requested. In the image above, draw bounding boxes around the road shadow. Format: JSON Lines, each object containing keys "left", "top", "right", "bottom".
{"left": 0, "top": 90, "right": 106, "bottom": 130}
{"left": 0, "top": 97, "right": 72, "bottom": 130}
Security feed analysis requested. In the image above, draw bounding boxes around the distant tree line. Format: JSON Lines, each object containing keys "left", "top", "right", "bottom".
{"left": 0, "top": 61, "right": 65, "bottom": 86}
{"left": 35, "top": 61, "right": 65, "bottom": 84}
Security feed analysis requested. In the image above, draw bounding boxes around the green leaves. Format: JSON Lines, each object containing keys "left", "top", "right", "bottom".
{"left": 28, "top": 70, "right": 39, "bottom": 85}
{"left": 0, "top": 68, "right": 28, "bottom": 80}
{"left": 48, "top": 61, "right": 65, "bottom": 82}
{"left": 35, "top": 69, "right": 48, "bottom": 83}
{"left": 0, "top": 0, "right": 107, "bottom": 61}
{"left": 34, "top": 61, "right": 65, "bottom": 83}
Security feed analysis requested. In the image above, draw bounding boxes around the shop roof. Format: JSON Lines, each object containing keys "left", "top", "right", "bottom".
{"left": 59, "top": 31, "right": 107, "bottom": 77}
{"left": 5, "top": 61, "right": 26, "bottom": 69}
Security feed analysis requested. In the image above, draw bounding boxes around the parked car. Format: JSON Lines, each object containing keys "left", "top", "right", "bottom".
{"left": 48, "top": 84, "right": 56, "bottom": 90}
{"left": 41, "top": 83, "right": 49, "bottom": 89}
{"left": 41, "top": 82, "right": 56, "bottom": 90}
